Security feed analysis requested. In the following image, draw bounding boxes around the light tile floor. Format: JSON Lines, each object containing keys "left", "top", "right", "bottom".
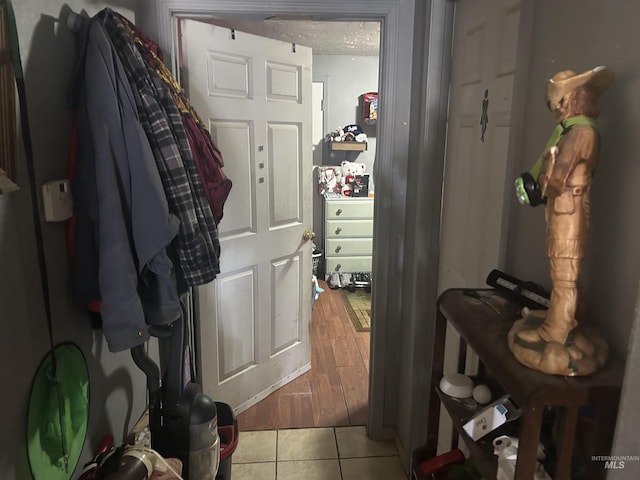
{"left": 229, "top": 426, "right": 407, "bottom": 480}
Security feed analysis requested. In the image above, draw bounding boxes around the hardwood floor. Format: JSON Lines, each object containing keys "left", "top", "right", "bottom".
{"left": 237, "top": 281, "right": 371, "bottom": 431}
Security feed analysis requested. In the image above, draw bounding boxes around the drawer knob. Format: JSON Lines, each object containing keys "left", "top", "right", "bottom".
{"left": 335, "top": 227, "right": 342, "bottom": 235}
{"left": 335, "top": 263, "right": 342, "bottom": 271}
{"left": 335, "top": 208, "right": 343, "bottom": 216}
{"left": 335, "top": 245, "right": 342, "bottom": 253}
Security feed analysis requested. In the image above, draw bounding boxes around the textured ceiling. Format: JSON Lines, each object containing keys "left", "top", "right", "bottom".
{"left": 201, "top": 19, "right": 381, "bottom": 56}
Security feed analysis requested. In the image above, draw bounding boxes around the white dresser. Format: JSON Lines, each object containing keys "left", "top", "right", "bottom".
{"left": 324, "top": 196, "right": 374, "bottom": 276}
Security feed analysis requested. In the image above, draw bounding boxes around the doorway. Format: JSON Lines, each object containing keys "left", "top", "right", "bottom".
{"left": 180, "top": 17, "right": 380, "bottom": 428}
{"left": 148, "top": 0, "right": 429, "bottom": 451}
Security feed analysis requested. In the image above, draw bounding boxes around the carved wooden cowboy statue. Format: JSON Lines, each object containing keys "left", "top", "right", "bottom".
{"left": 510, "top": 66, "right": 614, "bottom": 375}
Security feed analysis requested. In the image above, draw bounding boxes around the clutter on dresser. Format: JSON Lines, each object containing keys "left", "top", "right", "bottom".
{"left": 316, "top": 161, "right": 369, "bottom": 196}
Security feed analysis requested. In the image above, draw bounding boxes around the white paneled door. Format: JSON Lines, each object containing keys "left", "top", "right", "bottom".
{"left": 181, "top": 19, "right": 313, "bottom": 412}
{"left": 436, "top": 0, "right": 522, "bottom": 453}
{"left": 438, "top": 0, "right": 521, "bottom": 292}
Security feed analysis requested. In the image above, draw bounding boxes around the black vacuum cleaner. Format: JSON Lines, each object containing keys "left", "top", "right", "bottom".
{"left": 131, "top": 296, "right": 219, "bottom": 479}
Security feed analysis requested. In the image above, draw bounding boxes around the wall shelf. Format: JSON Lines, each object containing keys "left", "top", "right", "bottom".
{"left": 329, "top": 142, "right": 367, "bottom": 151}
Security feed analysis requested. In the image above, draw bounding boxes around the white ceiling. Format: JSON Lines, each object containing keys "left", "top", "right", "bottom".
{"left": 201, "top": 19, "right": 381, "bottom": 56}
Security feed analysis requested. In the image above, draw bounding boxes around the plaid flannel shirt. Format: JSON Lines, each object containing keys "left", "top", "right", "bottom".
{"left": 99, "top": 9, "right": 220, "bottom": 286}
{"left": 115, "top": 12, "right": 232, "bottom": 225}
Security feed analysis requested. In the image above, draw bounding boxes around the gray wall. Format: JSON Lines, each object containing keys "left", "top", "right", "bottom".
{"left": 312, "top": 54, "right": 379, "bottom": 261}
{"left": 504, "top": 1, "right": 640, "bottom": 475}
{"left": 1, "top": 2, "right": 147, "bottom": 479}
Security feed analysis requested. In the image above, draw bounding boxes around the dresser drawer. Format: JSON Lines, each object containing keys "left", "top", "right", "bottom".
{"left": 326, "top": 238, "right": 373, "bottom": 256}
{"left": 326, "top": 219, "right": 373, "bottom": 238}
{"left": 325, "top": 256, "right": 372, "bottom": 273}
{"left": 325, "top": 199, "right": 374, "bottom": 219}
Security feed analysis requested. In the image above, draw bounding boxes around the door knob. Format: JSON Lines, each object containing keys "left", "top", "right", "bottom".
{"left": 302, "top": 230, "right": 316, "bottom": 242}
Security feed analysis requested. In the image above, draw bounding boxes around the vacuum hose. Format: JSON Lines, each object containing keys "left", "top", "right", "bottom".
{"left": 130, "top": 346, "right": 162, "bottom": 451}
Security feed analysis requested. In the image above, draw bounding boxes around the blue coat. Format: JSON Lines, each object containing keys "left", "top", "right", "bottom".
{"left": 70, "top": 18, "right": 180, "bottom": 352}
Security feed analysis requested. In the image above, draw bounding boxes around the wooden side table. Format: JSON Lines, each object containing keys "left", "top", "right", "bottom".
{"left": 425, "top": 288, "right": 623, "bottom": 480}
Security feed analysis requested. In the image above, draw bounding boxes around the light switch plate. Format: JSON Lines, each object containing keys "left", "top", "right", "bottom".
{"left": 42, "top": 179, "right": 73, "bottom": 222}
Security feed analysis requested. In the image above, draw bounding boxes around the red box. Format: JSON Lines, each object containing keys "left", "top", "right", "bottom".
{"left": 411, "top": 447, "right": 465, "bottom": 480}
{"left": 361, "top": 92, "right": 378, "bottom": 124}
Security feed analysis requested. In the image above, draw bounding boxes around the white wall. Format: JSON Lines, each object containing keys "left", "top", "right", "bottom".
{"left": 1, "top": 2, "right": 147, "bottom": 478}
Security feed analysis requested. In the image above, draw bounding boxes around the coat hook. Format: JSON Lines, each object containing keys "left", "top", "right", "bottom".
{"left": 292, "top": 43, "right": 296, "bottom": 53}
{"left": 231, "top": 29, "right": 236, "bottom": 40}
{"left": 67, "top": 11, "right": 85, "bottom": 32}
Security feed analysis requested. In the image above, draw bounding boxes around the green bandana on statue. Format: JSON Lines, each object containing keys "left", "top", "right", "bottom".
{"left": 528, "top": 115, "right": 599, "bottom": 179}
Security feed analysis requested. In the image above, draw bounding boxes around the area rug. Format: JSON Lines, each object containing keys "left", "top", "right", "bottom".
{"left": 342, "top": 289, "right": 371, "bottom": 332}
